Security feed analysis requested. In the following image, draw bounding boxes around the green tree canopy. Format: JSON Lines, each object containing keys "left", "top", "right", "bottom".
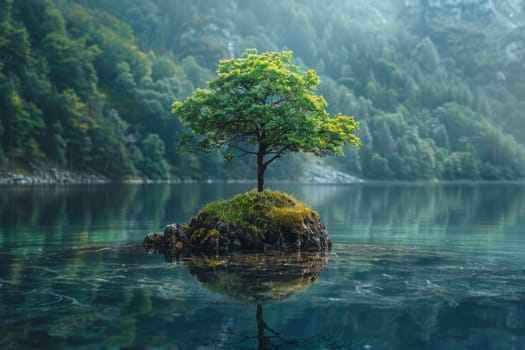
{"left": 172, "top": 50, "right": 361, "bottom": 191}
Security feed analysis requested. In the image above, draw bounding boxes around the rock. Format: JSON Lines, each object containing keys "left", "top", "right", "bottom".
{"left": 302, "top": 164, "right": 362, "bottom": 184}
{"left": 0, "top": 164, "right": 109, "bottom": 185}
{"left": 403, "top": 0, "right": 523, "bottom": 28}
{"left": 143, "top": 190, "right": 332, "bottom": 255}
{"left": 0, "top": 172, "right": 37, "bottom": 184}
{"left": 145, "top": 218, "right": 331, "bottom": 254}
{"left": 143, "top": 215, "right": 332, "bottom": 253}
{"left": 143, "top": 224, "right": 189, "bottom": 253}
{"left": 180, "top": 191, "right": 331, "bottom": 253}
{"left": 163, "top": 223, "right": 185, "bottom": 238}
{"left": 143, "top": 233, "right": 163, "bottom": 249}
{"left": 233, "top": 238, "right": 241, "bottom": 248}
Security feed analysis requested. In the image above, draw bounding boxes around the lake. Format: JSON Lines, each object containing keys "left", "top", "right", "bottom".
{"left": 1, "top": 182, "right": 525, "bottom": 349}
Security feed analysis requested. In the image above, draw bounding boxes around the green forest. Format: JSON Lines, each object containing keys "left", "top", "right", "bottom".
{"left": 1, "top": 0, "right": 524, "bottom": 181}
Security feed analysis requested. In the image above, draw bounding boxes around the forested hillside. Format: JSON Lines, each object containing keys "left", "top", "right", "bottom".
{"left": 1, "top": 0, "right": 524, "bottom": 180}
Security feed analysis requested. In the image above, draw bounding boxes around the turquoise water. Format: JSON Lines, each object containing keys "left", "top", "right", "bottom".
{"left": 1, "top": 183, "right": 525, "bottom": 349}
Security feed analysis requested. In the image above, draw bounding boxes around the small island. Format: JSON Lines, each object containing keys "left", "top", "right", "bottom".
{"left": 146, "top": 50, "right": 360, "bottom": 254}
{"left": 144, "top": 189, "right": 331, "bottom": 253}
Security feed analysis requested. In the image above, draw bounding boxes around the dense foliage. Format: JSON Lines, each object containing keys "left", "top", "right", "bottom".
{"left": 1, "top": 0, "right": 524, "bottom": 180}
{"left": 173, "top": 50, "right": 360, "bottom": 190}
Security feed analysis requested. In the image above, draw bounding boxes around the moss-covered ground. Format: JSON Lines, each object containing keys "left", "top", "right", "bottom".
{"left": 196, "top": 189, "right": 319, "bottom": 234}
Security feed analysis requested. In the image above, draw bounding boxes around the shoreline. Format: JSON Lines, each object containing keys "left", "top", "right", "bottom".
{"left": 0, "top": 169, "right": 110, "bottom": 185}
{"left": 0, "top": 163, "right": 365, "bottom": 185}
{"left": 1, "top": 167, "right": 523, "bottom": 186}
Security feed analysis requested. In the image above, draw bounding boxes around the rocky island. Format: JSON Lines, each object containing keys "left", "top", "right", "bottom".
{"left": 143, "top": 190, "right": 331, "bottom": 254}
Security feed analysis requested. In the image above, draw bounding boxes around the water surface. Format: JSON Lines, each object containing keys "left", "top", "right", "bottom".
{"left": 1, "top": 183, "right": 524, "bottom": 349}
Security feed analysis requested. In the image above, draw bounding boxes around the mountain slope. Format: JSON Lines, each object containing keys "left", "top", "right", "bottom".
{"left": 1, "top": 0, "right": 524, "bottom": 180}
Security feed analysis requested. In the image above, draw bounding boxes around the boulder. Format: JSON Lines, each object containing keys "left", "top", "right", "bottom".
{"left": 143, "top": 190, "right": 331, "bottom": 254}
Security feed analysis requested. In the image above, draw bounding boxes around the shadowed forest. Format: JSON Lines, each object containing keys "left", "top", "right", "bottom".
{"left": 1, "top": 0, "right": 524, "bottom": 181}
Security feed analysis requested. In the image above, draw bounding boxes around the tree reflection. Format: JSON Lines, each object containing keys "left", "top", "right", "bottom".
{"left": 147, "top": 248, "right": 328, "bottom": 349}
{"left": 255, "top": 303, "right": 277, "bottom": 350}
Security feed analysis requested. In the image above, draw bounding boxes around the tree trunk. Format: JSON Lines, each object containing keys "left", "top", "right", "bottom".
{"left": 257, "top": 146, "right": 267, "bottom": 192}
{"left": 257, "top": 165, "right": 265, "bottom": 192}
{"left": 256, "top": 303, "right": 267, "bottom": 350}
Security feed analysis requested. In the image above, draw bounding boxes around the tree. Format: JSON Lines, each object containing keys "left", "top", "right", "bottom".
{"left": 137, "top": 133, "right": 169, "bottom": 180}
{"left": 172, "top": 50, "right": 361, "bottom": 191}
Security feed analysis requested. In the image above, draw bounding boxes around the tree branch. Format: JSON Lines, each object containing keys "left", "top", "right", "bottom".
{"left": 263, "top": 146, "right": 289, "bottom": 167}
{"left": 271, "top": 98, "right": 286, "bottom": 106}
{"left": 232, "top": 144, "right": 258, "bottom": 155}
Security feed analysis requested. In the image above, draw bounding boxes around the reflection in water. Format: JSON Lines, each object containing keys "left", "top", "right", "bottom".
{"left": 189, "top": 253, "right": 328, "bottom": 349}
{"left": 294, "top": 183, "right": 525, "bottom": 254}
{"left": 149, "top": 249, "right": 329, "bottom": 349}
{"left": 1, "top": 242, "right": 524, "bottom": 349}
{"left": 1, "top": 183, "right": 525, "bottom": 349}
{"left": 186, "top": 252, "right": 328, "bottom": 303}
{"left": 256, "top": 303, "right": 274, "bottom": 350}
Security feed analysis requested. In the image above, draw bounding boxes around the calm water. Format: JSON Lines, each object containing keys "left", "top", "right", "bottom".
{"left": 1, "top": 182, "right": 525, "bottom": 349}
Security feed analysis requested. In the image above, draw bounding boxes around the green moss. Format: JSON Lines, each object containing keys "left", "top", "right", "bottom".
{"left": 204, "top": 229, "right": 223, "bottom": 240}
{"left": 193, "top": 189, "right": 318, "bottom": 235}
{"left": 269, "top": 205, "right": 318, "bottom": 231}
{"left": 201, "top": 189, "right": 276, "bottom": 222}
{"left": 191, "top": 227, "right": 224, "bottom": 242}
{"left": 190, "top": 227, "right": 208, "bottom": 241}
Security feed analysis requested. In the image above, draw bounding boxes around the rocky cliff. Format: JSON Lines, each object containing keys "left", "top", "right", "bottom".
{"left": 403, "top": 0, "right": 524, "bottom": 28}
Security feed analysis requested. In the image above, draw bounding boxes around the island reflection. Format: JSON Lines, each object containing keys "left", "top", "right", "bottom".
{"left": 146, "top": 247, "right": 329, "bottom": 349}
